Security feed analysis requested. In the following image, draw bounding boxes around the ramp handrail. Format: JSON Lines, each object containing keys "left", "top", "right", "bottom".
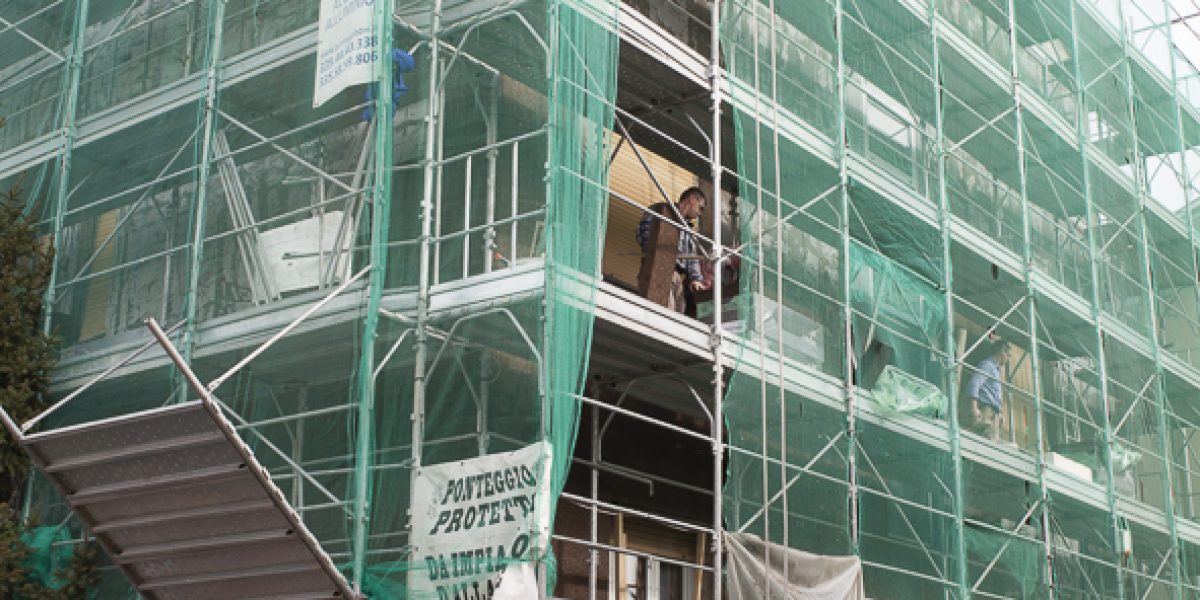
{"left": 17, "top": 319, "right": 188, "bottom": 435}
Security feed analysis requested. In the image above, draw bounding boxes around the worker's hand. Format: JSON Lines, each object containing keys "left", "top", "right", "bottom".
{"left": 690, "top": 280, "right": 707, "bottom": 292}
{"left": 971, "top": 402, "right": 981, "bottom": 423}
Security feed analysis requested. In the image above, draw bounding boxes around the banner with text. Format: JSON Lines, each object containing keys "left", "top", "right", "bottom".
{"left": 314, "top": 0, "right": 378, "bottom": 107}
{"left": 410, "top": 442, "right": 552, "bottom": 599}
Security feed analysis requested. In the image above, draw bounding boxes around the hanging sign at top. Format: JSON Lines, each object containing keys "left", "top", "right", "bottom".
{"left": 314, "top": 0, "right": 378, "bottom": 107}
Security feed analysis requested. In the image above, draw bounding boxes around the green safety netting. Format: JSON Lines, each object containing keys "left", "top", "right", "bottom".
{"left": 10, "top": 0, "right": 617, "bottom": 597}
{"left": 543, "top": 0, "right": 620, "bottom": 589}
{"left": 362, "top": 0, "right": 620, "bottom": 595}
{"left": 11, "top": 0, "right": 1200, "bottom": 596}
{"left": 963, "top": 525, "right": 1043, "bottom": 598}
{"left": 716, "top": 0, "right": 1200, "bottom": 596}
{"left": 22, "top": 525, "right": 75, "bottom": 590}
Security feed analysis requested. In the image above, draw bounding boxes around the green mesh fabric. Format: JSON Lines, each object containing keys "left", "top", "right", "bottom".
{"left": 963, "top": 525, "right": 1043, "bottom": 597}
{"left": 544, "top": 0, "right": 619, "bottom": 588}
{"left": 11, "top": 0, "right": 616, "bottom": 597}
{"left": 717, "top": 0, "right": 1200, "bottom": 596}
{"left": 14, "top": 0, "right": 1200, "bottom": 597}
{"left": 21, "top": 526, "right": 74, "bottom": 590}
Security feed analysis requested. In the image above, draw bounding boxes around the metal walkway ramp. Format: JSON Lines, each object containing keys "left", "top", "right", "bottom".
{"left": 0, "top": 318, "right": 359, "bottom": 600}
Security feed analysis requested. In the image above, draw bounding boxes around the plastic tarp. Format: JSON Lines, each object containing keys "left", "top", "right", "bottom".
{"left": 21, "top": 526, "right": 73, "bottom": 590}
{"left": 870, "top": 364, "right": 948, "bottom": 417}
{"left": 726, "top": 532, "right": 865, "bottom": 600}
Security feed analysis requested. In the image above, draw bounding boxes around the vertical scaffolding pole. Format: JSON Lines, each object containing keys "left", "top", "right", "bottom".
{"left": 1069, "top": 2, "right": 1130, "bottom": 597}
{"left": 833, "top": 0, "right": 859, "bottom": 556}
{"left": 709, "top": 2, "right": 726, "bottom": 598}
{"left": 589, "top": 401, "right": 599, "bottom": 600}
{"left": 1160, "top": 0, "right": 1200, "bottom": 545}
{"left": 42, "top": 0, "right": 89, "bottom": 335}
{"left": 484, "top": 73, "right": 499, "bottom": 274}
{"left": 1159, "top": 1, "right": 1200, "bottom": 339}
{"left": 928, "top": 2, "right": 970, "bottom": 596}
{"left": 1115, "top": 0, "right": 1185, "bottom": 594}
{"left": 30, "top": 0, "right": 90, "bottom": 523}
{"left": 180, "top": 0, "right": 226, "bottom": 378}
{"left": 1007, "top": 0, "right": 1058, "bottom": 590}
{"left": 405, "top": 0, "right": 443, "bottom": 588}
{"left": 542, "top": 4, "right": 558, "bottom": 591}
{"left": 767, "top": 0, "right": 790, "bottom": 581}
{"left": 745, "top": 0, "right": 772, "bottom": 579}
{"left": 350, "top": 0, "right": 396, "bottom": 591}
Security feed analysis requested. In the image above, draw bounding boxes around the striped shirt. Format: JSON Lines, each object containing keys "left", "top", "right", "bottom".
{"left": 967, "top": 356, "right": 1004, "bottom": 410}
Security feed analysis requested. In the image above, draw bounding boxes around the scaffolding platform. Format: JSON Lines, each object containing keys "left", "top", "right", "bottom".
{"left": 16, "top": 400, "right": 355, "bottom": 600}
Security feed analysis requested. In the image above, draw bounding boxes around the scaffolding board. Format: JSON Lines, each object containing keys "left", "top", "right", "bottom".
{"left": 3, "top": 357, "right": 358, "bottom": 600}
{"left": 17, "top": 399, "right": 355, "bottom": 600}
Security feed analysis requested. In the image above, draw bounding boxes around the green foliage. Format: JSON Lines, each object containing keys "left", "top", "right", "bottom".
{"left": 0, "top": 187, "right": 56, "bottom": 504}
{"left": 0, "top": 504, "right": 98, "bottom": 600}
{"left": 0, "top": 186, "right": 98, "bottom": 597}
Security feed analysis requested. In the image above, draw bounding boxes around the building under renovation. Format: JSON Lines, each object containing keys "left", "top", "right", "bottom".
{"left": 6, "top": 0, "right": 1200, "bottom": 597}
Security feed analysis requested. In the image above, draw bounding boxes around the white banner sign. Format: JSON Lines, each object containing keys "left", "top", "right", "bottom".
{"left": 410, "top": 442, "right": 553, "bottom": 600}
{"left": 314, "top": 0, "right": 378, "bottom": 107}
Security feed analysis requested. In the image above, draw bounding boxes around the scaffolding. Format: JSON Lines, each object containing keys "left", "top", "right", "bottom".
{"left": 6, "top": 0, "right": 1200, "bottom": 598}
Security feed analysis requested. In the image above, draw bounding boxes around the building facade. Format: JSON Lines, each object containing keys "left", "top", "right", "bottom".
{"left": 5, "top": 0, "right": 1200, "bottom": 598}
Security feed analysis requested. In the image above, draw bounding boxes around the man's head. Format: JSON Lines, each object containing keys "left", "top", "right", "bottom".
{"left": 989, "top": 340, "right": 1010, "bottom": 364}
{"left": 677, "top": 187, "right": 707, "bottom": 221}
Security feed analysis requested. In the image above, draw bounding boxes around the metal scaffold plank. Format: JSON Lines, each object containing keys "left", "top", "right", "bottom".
{"left": 846, "top": 151, "right": 940, "bottom": 227}
{"left": 0, "top": 314, "right": 361, "bottom": 600}
{"left": 1029, "top": 269, "right": 1096, "bottom": 324}
{"left": 1020, "top": 81, "right": 1081, "bottom": 148}
{"left": 42, "top": 430, "right": 225, "bottom": 473}
{"left": 91, "top": 499, "right": 276, "bottom": 534}
{"left": 949, "top": 214, "right": 1026, "bottom": 278}
{"left": 18, "top": 395, "right": 355, "bottom": 599}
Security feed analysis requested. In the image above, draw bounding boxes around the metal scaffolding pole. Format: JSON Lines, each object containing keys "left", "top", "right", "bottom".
{"left": 26, "top": 0, "right": 84, "bottom": 521}
{"left": 41, "top": 0, "right": 88, "bottom": 336}
{"left": 1115, "top": 1, "right": 1185, "bottom": 595}
{"left": 770, "top": 0, "right": 790, "bottom": 582}
{"left": 929, "top": 1, "right": 971, "bottom": 596}
{"left": 402, "top": 0, "right": 443, "bottom": 591}
{"left": 349, "top": 0, "right": 398, "bottom": 591}
{"left": 833, "top": 0, "right": 859, "bottom": 559}
{"left": 180, "top": 0, "right": 225, "bottom": 385}
{"left": 742, "top": 0, "right": 773, "bottom": 583}
{"left": 1007, "top": 0, "right": 1060, "bottom": 591}
{"left": 1161, "top": 0, "right": 1200, "bottom": 577}
{"left": 1069, "top": 2, "right": 1131, "bottom": 597}
{"left": 710, "top": 2, "right": 726, "bottom": 598}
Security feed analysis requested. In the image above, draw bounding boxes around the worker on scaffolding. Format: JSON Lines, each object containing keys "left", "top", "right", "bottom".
{"left": 967, "top": 338, "right": 1011, "bottom": 442}
{"left": 636, "top": 187, "right": 709, "bottom": 314}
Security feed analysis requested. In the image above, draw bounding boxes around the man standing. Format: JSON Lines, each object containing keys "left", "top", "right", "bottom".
{"left": 967, "top": 339, "right": 1010, "bottom": 441}
{"left": 636, "top": 187, "right": 709, "bottom": 314}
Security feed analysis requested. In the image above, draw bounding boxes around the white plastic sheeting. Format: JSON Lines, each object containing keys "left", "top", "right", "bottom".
{"left": 725, "top": 532, "right": 865, "bottom": 600}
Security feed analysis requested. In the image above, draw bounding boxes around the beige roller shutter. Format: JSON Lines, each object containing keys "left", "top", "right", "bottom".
{"left": 605, "top": 131, "right": 698, "bottom": 288}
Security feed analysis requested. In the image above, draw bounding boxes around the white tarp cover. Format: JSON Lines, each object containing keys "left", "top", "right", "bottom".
{"left": 726, "top": 532, "right": 864, "bottom": 600}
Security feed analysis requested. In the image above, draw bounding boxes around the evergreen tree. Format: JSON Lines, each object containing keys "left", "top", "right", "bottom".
{"left": 0, "top": 183, "right": 98, "bottom": 598}
{"left": 0, "top": 184, "right": 55, "bottom": 506}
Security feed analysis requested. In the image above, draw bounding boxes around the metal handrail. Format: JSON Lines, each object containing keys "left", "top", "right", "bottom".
{"left": 21, "top": 319, "right": 187, "bottom": 434}
{"left": 207, "top": 265, "right": 371, "bottom": 393}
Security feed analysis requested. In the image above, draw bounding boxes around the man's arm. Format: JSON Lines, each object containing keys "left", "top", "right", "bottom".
{"left": 678, "top": 231, "right": 706, "bottom": 287}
